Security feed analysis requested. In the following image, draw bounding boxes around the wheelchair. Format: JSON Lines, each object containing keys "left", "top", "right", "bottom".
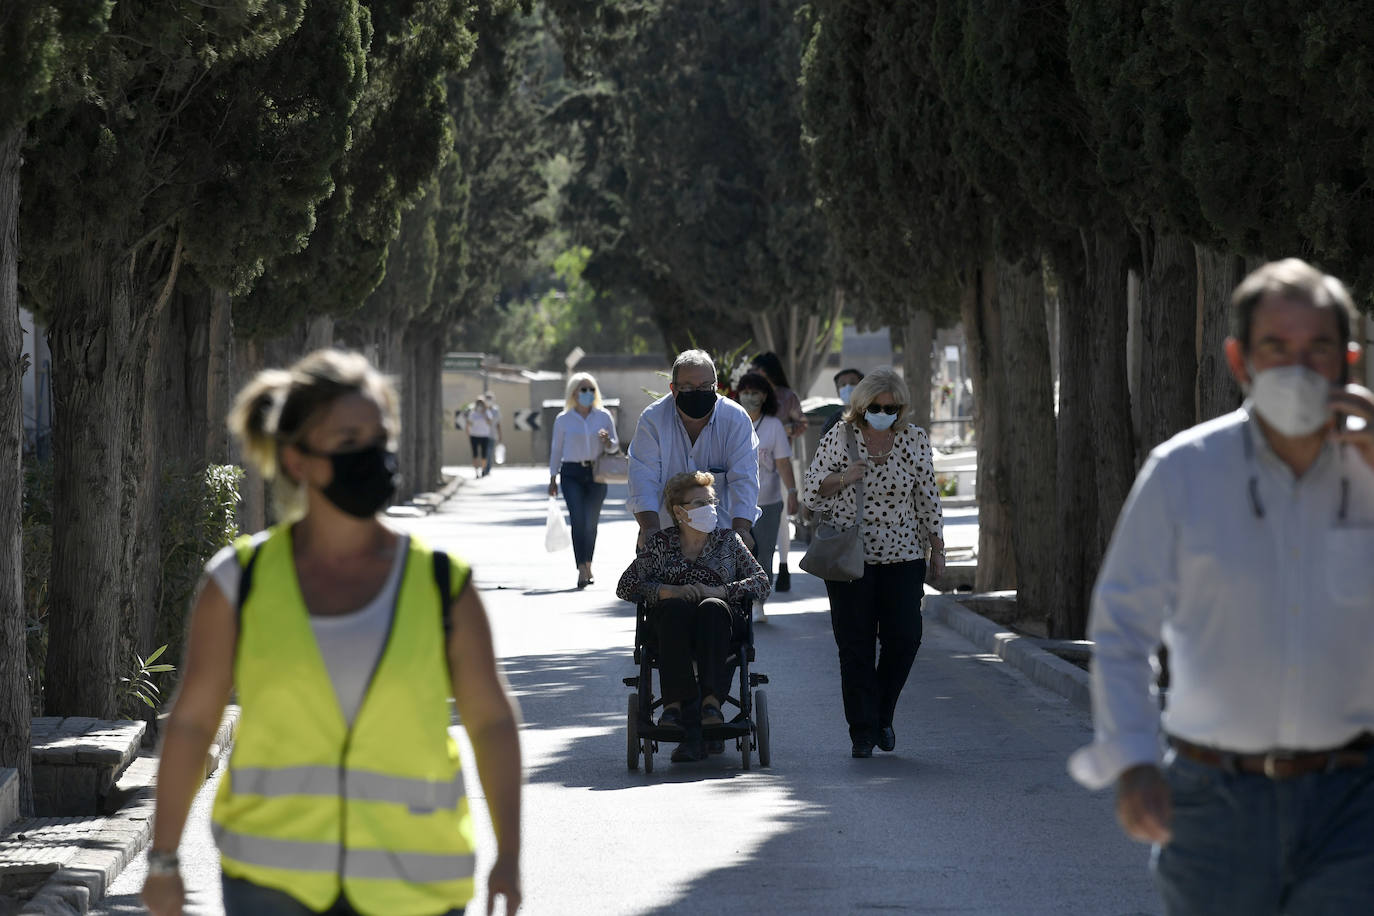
{"left": 624, "top": 598, "right": 772, "bottom": 772}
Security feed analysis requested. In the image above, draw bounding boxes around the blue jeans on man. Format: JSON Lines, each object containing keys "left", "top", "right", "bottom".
{"left": 1153, "top": 750, "right": 1374, "bottom": 914}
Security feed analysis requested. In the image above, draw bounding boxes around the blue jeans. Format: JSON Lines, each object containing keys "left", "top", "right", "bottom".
{"left": 222, "top": 875, "right": 464, "bottom": 915}
{"left": 750, "top": 501, "right": 783, "bottom": 582}
{"left": 1153, "top": 749, "right": 1374, "bottom": 915}
{"left": 560, "top": 461, "right": 607, "bottom": 566}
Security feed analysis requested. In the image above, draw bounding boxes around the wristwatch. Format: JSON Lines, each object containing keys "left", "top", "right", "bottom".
{"left": 146, "top": 849, "right": 180, "bottom": 878}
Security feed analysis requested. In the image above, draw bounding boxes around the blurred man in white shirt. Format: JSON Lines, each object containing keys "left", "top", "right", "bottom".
{"left": 1071, "top": 259, "right": 1374, "bottom": 914}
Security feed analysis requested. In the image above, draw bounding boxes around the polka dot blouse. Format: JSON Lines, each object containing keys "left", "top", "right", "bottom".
{"left": 802, "top": 422, "right": 944, "bottom": 565}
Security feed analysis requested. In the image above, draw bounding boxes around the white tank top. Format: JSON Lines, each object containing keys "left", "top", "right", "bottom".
{"left": 204, "top": 534, "right": 411, "bottom": 725}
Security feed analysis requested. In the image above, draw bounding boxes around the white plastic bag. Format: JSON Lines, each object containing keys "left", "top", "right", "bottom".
{"left": 544, "top": 497, "right": 572, "bottom": 552}
{"left": 495, "top": 442, "right": 507, "bottom": 466}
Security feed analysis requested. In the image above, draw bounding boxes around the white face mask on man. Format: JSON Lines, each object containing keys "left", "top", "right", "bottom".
{"left": 679, "top": 503, "right": 718, "bottom": 533}
{"left": 1247, "top": 363, "right": 1332, "bottom": 438}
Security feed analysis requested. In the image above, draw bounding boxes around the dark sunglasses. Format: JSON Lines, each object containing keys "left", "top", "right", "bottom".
{"left": 867, "top": 404, "right": 902, "bottom": 415}
{"left": 578, "top": 386, "right": 595, "bottom": 393}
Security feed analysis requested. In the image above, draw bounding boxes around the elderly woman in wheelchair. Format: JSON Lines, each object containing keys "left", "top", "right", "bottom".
{"left": 616, "top": 470, "right": 770, "bottom": 762}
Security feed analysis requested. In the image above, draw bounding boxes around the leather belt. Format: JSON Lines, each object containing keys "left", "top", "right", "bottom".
{"left": 1168, "top": 734, "right": 1374, "bottom": 780}
{"left": 563, "top": 460, "right": 594, "bottom": 468}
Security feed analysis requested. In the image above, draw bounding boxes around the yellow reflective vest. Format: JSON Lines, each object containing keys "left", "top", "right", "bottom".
{"left": 211, "top": 525, "right": 476, "bottom": 916}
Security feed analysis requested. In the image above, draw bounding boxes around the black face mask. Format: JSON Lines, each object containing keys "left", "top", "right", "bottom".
{"left": 309, "top": 443, "right": 399, "bottom": 518}
{"left": 676, "top": 389, "right": 717, "bottom": 420}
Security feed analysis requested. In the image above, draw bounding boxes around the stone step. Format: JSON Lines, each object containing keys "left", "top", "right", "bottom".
{"left": 29, "top": 718, "right": 146, "bottom": 817}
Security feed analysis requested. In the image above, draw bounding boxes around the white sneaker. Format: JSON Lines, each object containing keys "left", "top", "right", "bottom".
{"left": 753, "top": 600, "right": 767, "bottom": 624}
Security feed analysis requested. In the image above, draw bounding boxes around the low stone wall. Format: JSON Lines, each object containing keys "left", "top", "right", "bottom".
{"left": 29, "top": 720, "right": 146, "bottom": 817}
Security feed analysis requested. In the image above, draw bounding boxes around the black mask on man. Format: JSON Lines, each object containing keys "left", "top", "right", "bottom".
{"left": 676, "top": 389, "right": 717, "bottom": 420}
{"left": 315, "top": 443, "right": 399, "bottom": 518}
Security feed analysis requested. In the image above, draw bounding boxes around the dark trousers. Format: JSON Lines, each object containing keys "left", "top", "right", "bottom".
{"left": 651, "top": 597, "right": 735, "bottom": 705}
{"left": 824, "top": 559, "right": 925, "bottom": 744}
{"left": 1153, "top": 752, "right": 1374, "bottom": 915}
{"left": 222, "top": 875, "right": 464, "bottom": 915}
{"left": 560, "top": 461, "right": 607, "bottom": 566}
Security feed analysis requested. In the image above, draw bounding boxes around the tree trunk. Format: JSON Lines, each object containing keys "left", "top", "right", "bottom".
{"left": 995, "top": 257, "right": 1056, "bottom": 622}
{"left": 45, "top": 247, "right": 141, "bottom": 717}
{"left": 398, "top": 322, "right": 421, "bottom": 501}
{"left": 0, "top": 123, "right": 33, "bottom": 814}
{"left": 304, "top": 315, "right": 334, "bottom": 352}
{"left": 1138, "top": 226, "right": 1199, "bottom": 453}
{"left": 903, "top": 309, "right": 933, "bottom": 431}
{"left": 961, "top": 263, "right": 1015, "bottom": 591}
{"left": 1085, "top": 229, "right": 1137, "bottom": 555}
{"left": 1050, "top": 245, "right": 1098, "bottom": 637}
{"left": 1195, "top": 244, "right": 1243, "bottom": 421}
{"left": 205, "top": 289, "right": 233, "bottom": 464}
{"left": 415, "top": 326, "right": 445, "bottom": 493}
{"left": 233, "top": 336, "right": 268, "bottom": 532}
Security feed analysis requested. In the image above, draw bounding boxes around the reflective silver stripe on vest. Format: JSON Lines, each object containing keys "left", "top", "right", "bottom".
{"left": 231, "top": 765, "right": 465, "bottom": 813}
{"left": 214, "top": 826, "right": 476, "bottom": 882}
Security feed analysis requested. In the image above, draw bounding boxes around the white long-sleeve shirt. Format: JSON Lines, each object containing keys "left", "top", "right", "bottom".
{"left": 549, "top": 406, "right": 619, "bottom": 477}
{"left": 1069, "top": 405, "right": 1374, "bottom": 791}
{"left": 627, "top": 394, "right": 760, "bottom": 529}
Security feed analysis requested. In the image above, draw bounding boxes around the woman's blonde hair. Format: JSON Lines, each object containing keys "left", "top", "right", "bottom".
{"left": 663, "top": 470, "right": 715, "bottom": 519}
{"left": 564, "top": 372, "right": 603, "bottom": 411}
{"left": 842, "top": 367, "right": 912, "bottom": 428}
{"left": 228, "top": 349, "right": 399, "bottom": 519}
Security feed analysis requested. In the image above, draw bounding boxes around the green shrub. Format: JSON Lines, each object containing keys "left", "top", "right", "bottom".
{"left": 154, "top": 463, "right": 244, "bottom": 669}
{"left": 21, "top": 461, "right": 53, "bottom": 715}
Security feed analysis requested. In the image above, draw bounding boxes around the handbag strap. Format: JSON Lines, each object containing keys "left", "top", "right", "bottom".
{"left": 844, "top": 423, "right": 865, "bottom": 521}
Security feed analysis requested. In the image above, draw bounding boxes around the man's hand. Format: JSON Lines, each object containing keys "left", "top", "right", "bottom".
{"left": 1115, "top": 764, "right": 1172, "bottom": 845}
{"left": 787, "top": 491, "right": 799, "bottom": 515}
{"left": 662, "top": 584, "right": 703, "bottom": 602}
{"left": 927, "top": 550, "right": 946, "bottom": 581}
{"left": 1331, "top": 383, "right": 1374, "bottom": 471}
{"left": 486, "top": 853, "right": 522, "bottom": 914}
{"left": 141, "top": 873, "right": 184, "bottom": 916}
{"left": 547, "top": 481, "right": 558, "bottom": 497}
{"left": 733, "top": 523, "right": 755, "bottom": 552}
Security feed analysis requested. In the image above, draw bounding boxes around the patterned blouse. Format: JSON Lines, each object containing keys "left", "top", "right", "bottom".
{"left": 616, "top": 527, "right": 770, "bottom": 613}
{"left": 802, "top": 422, "right": 944, "bottom": 565}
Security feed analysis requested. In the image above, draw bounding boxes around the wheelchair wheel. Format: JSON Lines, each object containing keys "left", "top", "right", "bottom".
{"left": 643, "top": 736, "right": 654, "bottom": 773}
{"left": 627, "top": 694, "right": 641, "bottom": 771}
{"left": 755, "top": 689, "right": 771, "bottom": 767}
{"left": 740, "top": 726, "right": 752, "bottom": 771}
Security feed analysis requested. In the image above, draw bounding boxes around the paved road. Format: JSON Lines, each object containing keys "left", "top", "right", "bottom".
{"left": 99, "top": 466, "right": 1157, "bottom": 915}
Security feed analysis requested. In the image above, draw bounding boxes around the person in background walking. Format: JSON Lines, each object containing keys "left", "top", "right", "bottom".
{"left": 617, "top": 471, "right": 770, "bottom": 762}
{"left": 822, "top": 368, "right": 865, "bottom": 438}
{"left": 549, "top": 372, "right": 620, "bottom": 589}
{"left": 627, "top": 349, "right": 759, "bottom": 553}
{"left": 749, "top": 352, "right": 806, "bottom": 592}
{"left": 802, "top": 367, "right": 945, "bottom": 758}
{"left": 1070, "top": 259, "right": 1374, "bottom": 915}
{"left": 732, "top": 371, "right": 798, "bottom": 622}
{"left": 483, "top": 391, "right": 503, "bottom": 476}
{"left": 466, "top": 396, "right": 497, "bottom": 479}
{"left": 142, "top": 350, "right": 522, "bottom": 916}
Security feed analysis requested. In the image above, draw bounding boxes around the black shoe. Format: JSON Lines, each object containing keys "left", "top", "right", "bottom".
{"left": 776, "top": 566, "right": 791, "bottom": 592}
{"left": 705, "top": 739, "right": 725, "bottom": 756}
{"left": 851, "top": 742, "right": 874, "bottom": 758}
{"left": 672, "top": 739, "right": 707, "bottom": 763}
{"left": 658, "top": 707, "right": 684, "bottom": 731}
{"left": 877, "top": 727, "right": 896, "bottom": 752}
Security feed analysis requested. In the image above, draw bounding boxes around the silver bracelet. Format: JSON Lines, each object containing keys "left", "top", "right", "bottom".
{"left": 147, "top": 849, "right": 180, "bottom": 877}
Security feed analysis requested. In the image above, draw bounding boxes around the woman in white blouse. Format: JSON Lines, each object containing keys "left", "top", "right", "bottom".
{"left": 731, "top": 371, "right": 798, "bottom": 622}
{"left": 801, "top": 367, "right": 945, "bottom": 758}
{"left": 549, "top": 372, "right": 620, "bottom": 588}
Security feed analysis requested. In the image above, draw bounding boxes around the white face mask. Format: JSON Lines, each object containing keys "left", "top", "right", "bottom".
{"left": 739, "top": 391, "right": 765, "bottom": 412}
{"left": 838, "top": 384, "right": 856, "bottom": 405}
{"left": 865, "top": 409, "right": 898, "bottom": 431}
{"left": 1247, "top": 363, "right": 1332, "bottom": 438}
{"left": 679, "top": 503, "right": 718, "bottom": 533}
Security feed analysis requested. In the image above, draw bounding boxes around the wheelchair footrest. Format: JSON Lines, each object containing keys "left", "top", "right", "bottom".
{"left": 623, "top": 677, "right": 639, "bottom": 687}
{"left": 749, "top": 673, "right": 769, "bottom": 685}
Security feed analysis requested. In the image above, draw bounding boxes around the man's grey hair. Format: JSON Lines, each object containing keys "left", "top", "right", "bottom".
{"left": 671, "top": 349, "right": 717, "bottom": 385}
{"left": 1231, "top": 258, "right": 1357, "bottom": 351}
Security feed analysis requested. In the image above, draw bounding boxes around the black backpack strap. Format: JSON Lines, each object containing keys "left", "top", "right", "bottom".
{"left": 434, "top": 549, "right": 454, "bottom": 638}
{"left": 236, "top": 543, "right": 263, "bottom": 633}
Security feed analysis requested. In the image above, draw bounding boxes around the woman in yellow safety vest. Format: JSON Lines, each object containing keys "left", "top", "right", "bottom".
{"left": 142, "top": 350, "right": 522, "bottom": 916}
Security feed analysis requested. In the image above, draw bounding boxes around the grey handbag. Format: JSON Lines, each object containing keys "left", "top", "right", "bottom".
{"left": 798, "top": 424, "right": 866, "bottom": 582}
{"left": 594, "top": 449, "right": 630, "bottom": 484}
